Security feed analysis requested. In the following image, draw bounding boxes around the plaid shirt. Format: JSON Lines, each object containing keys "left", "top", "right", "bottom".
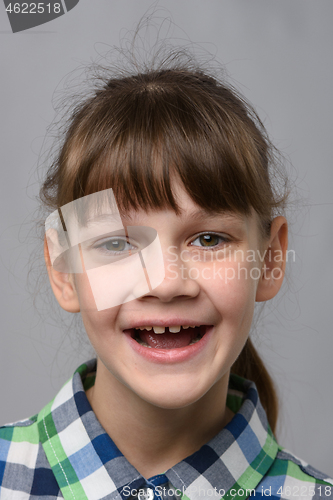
{"left": 1, "top": 359, "right": 332, "bottom": 500}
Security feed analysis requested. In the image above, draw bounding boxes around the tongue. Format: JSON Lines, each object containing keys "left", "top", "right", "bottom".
{"left": 139, "top": 327, "right": 198, "bottom": 349}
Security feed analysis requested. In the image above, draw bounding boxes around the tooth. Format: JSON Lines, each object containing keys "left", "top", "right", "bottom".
{"left": 169, "top": 326, "right": 181, "bottom": 333}
{"left": 135, "top": 337, "right": 153, "bottom": 348}
{"left": 189, "top": 337, "right": 200, "bottom": 345}
{"left": 136, "top": 338, "right": 148, "bottom": 346}
{"left": 153, "top": 326, "right": 165, "bottom": 334}
{"left": 139, "top": 327, "right": 145, "bottom": 330}
{"left": 182, "top": 325, "right": 189, "bottom": 329}
{"left": 145, "top": 326, "right": 152, "bottom": 331}
{"left": 190, "top": 325, "right": 196, "bottom": 328}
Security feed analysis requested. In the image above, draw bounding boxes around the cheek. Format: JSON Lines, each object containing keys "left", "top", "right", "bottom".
{"left": 74, "top": 272, "right": 120, "bottom": 341}
{"left": 74, "top": 272, "right": 96, "bottom": 311}
{"left": 196, "top": 259, "right": 258, "bottom": 313}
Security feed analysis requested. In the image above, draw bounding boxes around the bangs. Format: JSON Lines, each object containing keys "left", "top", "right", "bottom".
{"left": 67, "top": 71, "right": 273, "bottom": 222}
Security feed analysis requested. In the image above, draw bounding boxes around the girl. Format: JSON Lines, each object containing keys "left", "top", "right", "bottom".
{"left": 1, "top": 59, "right": 332, "bottom": 500}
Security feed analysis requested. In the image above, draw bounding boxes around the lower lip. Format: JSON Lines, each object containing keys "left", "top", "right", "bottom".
{"left": 123, "top": 326, "right": 214, "bottom": 364}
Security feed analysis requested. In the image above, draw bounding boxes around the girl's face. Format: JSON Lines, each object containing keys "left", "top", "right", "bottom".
{"left": 72, "top": 180, "right": 272, "bottom": 409}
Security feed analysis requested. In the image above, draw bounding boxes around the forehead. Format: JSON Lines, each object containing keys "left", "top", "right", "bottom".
{"left": 121, "top": 205, "right": 246, "bottom": 228}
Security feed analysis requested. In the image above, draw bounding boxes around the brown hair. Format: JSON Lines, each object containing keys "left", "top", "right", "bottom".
{"left": 41, "top": 65, "right": 287, "bottom": 433}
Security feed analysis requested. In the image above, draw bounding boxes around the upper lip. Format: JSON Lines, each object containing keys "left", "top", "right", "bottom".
{"left": 123, "top": 320, "right": 212, "bottom": 330}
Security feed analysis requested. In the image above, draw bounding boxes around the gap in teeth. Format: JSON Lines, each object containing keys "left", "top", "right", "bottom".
{"left": 135, "top": 325, "right": 198, "bottom": 334}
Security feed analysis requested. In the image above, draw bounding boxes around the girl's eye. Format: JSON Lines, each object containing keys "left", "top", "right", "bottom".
{"left": 191, "top": 233, "right": 229, "bottom": 248}
{"left": 94, "top": 238, "right": 137, "bottom": 254}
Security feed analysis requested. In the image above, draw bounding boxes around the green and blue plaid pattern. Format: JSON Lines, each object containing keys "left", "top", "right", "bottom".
{"left": 1, "top": 359, "right": 332, "bottom": 499}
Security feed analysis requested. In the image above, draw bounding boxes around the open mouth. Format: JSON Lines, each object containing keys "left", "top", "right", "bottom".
{"left": 129, "top": 325, "right": 210, "bottom": 349}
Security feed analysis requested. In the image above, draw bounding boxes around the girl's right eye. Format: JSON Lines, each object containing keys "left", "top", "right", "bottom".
{"left": 93, "top": 237, "right": 138, "bottom": 255}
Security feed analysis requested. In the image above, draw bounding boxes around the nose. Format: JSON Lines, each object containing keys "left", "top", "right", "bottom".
{"left": 142, "top": 247, "right": 201, "bottom": 303}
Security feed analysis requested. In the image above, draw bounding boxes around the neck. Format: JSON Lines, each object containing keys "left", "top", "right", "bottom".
{"left": 86, "top": 359, "right": 233, "bottom": 479}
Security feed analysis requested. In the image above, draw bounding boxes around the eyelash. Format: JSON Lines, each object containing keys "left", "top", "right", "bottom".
{"left": 189, "top": 232, "right": 231, "bottom": 250}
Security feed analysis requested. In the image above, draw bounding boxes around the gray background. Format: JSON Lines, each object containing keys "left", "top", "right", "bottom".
{"left": 1, "top": 0, "right": 332, "bottom": 477}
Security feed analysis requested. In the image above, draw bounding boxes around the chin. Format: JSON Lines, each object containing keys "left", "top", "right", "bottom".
{"left": 131, "top": 375, "right": 216, "bottom": 410}
{"left": 143, "top": 392, "right": 203, "bottom": 410}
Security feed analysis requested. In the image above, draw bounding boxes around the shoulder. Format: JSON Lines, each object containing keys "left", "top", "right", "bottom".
{"left": 0, "top": 415, "right": 39, "bottom": 466}
{"left": 0, "top": 416, "right": 61, "bottom": 497}
{"left": 257, "top": 446, "right": 333, "bottom": 499}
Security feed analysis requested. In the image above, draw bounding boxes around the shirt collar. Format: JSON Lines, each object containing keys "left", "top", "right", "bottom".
{"left": 37, "top": 359, "right": 278, "bottom": 500}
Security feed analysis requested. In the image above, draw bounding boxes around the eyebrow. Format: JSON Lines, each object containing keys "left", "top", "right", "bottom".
{"left": 85, "top": 214, "right": 123, "bottom": 226}
{"left": 182, "top": 208, "right": 245, "bottom": 222}
{"left": 122, "top": 208, "right": 246, "bottom": 225}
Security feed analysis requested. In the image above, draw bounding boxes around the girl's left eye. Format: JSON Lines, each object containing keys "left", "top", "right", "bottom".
{"left": 190, "top": 233, "right": 230, "bottom": 248}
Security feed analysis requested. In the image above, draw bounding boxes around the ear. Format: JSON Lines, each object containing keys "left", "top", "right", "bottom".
{"left": 44, "top": 236, "right": 80, "bottom": 313}
{"left": 256, "top": 216, "right": 288, "bottom": 302}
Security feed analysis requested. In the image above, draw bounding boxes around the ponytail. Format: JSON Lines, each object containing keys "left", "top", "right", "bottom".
{"left": 231, "top": 338, "right": 278, "bottom": 434}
